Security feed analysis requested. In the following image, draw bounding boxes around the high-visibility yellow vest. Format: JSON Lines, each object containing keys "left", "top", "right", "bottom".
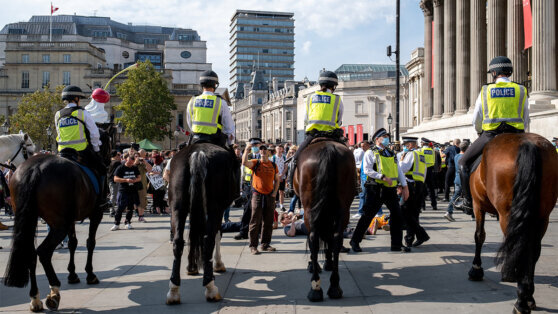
{"left": 244, "top": 166, "right": 252, "bottom": 182}
{"left": 441, "top": 154, "right": 446, "bottom": 168}
{"left": 188, "top": 94, "right": 223, "bottom": 134}
{"left": 481, "top": 82, "right": 526, "bottom": 131}
{"left": 55, "top": 108, "right": 88, "bottom": 152}
{"left": 306, "top": 91, "right": 340, "bottom": 132}
{"left": 421, "top": 147, "right": 435, "bottom": 168}
{"left": 373, "top": 150, "right": 399, "bottom": 187}
{"left": 405, "top": 150, "right": 426, "bottom": 183}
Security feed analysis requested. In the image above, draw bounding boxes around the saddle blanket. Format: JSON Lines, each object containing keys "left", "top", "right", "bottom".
{"left": 75, "top": 163, "right": 100, "bottom": 194}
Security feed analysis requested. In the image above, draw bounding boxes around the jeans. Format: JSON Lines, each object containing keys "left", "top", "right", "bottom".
{"left": 357, "top": 178, "right": 366, "bottom": 215}
{"left": 447, "top": 184, "right": 462, "bottom": 214}
{"left": 223, "top": 206, "right": 230, "bottom": 222}
{"left": 289, "top": 194, "right": 301, "bottom": 213}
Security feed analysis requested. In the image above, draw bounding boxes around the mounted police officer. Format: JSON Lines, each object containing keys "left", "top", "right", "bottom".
{"left": 55, "top": 85, "right": 106, "bottom": 181}
{"left": 287, "top": 70, "right": 344, "bottom": 188}
{"left": 186, "top": 70, "right": 235, "bottom": 149}
{"left": 350, "top": 128, "right": 410, "bottom": 253}
{"left": 459, "top": 56, "right": 529, "bottom": 212}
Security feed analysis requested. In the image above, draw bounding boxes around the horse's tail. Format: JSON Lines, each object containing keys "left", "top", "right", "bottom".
{"left": 496, "top": 139, "right": 543, "bottom": 281}
{"left": 3, "top": 165, "right": 41, "bottom": 287}
{"left": 188, "top": 151, "right": 209, "bottom": 269}
{"left": 309, "top": 144, "right": 340, "bottom": 245}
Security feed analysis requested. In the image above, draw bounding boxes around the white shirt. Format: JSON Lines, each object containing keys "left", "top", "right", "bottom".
{"left": 353, "top": 147, "right": 364, "bottom": 169}
{"left": 472, "top": 77, "right": 530, "bottom": 133}
{"left": 186, "top": 91, "right": 235, "bottom": 144}
{"left": 272, "top": 153, "right": 287, "bottom": 179}
{"left": 398, "top": 150, "right": 418, "bottom": 182}
{"left": 362, "top": 147, "right": 407, "bottom": 187}
{"left": 303, "top": 89, "right": 344, "bottom": 126}
{"left": 56, "top": 102, "right": 101, "bottom": 152}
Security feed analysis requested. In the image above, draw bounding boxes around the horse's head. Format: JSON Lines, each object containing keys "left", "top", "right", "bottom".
{"left": 21, "top": 133, "right": 36, "bottom": 156}
{"left": 0, "top": 133, "right": 35, "bottom": 168}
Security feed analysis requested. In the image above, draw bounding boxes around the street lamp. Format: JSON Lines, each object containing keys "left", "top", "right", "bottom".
{"left": 2, "top": 120, "right": 9, "bottom": 135}
{"left": 46, "top": 125, "right": 52, "bottom": 151}
{"left": 116, "top": 121, "right": 123, "bottom": 146}
{"left": 387, "top": 113, "right": 393, "bottom": 141}
{"left": 173, "top": 130, "right": 181, "bottom": 149}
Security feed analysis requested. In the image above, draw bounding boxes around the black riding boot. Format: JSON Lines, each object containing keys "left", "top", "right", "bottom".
{"left": 459, "top": 165, "right": 473, "bottom": 215}
{"left": 287, "top": 159, "right": 297, "bottom": 191}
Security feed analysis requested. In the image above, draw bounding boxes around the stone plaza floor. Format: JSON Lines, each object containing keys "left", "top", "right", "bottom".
{"left": 0, "top": 199, "right": 557, "bottom": 313}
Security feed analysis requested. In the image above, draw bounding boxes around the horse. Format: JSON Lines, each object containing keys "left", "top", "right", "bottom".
{"left": 293, "top": 139, "right": 356, "bottom": 302}
{"left": 2, "top": 126, "right": 113, "bottom": 312}
{"left": 467, "top": 133, "right": 558, "bottom": 314}
{"left": 166, "top": 142, "right": 240, "bottom": 304}
{"left": 0, "top": 133, "right": 36, "bottom": 170}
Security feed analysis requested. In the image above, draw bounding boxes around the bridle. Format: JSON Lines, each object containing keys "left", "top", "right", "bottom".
{"left": 0, "top": 141, "right": 33, "bottom": 171}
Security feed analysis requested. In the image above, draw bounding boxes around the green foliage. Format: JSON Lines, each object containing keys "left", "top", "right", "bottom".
{"left": 116, "top": 61, "right": 175, "bottom": 141}
{"left": 10, "top": 85, "right": 65, "bottom": 149}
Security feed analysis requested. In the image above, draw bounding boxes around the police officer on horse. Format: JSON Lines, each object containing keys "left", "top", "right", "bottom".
{"left": 459, "top": 56, "right": 529, "bottom": 211}
{"left": 287, "top": 70, "right": 345, "bottom": 188}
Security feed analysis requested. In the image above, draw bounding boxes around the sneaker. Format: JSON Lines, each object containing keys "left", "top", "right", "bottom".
{"left": 55, "top": 242, "right": 64, "bottom": 250}
{"left": 260, "top": 244, "right": 276, "bottom": 252}
{"left": 125, "top": 223, "right": 133, "bottom": 230}
{"left": 444, "top": 212, "right": 456, "bottom": 222}
{"left": 138, "top": 216, "right": 146, "bottom": 223}
{"left": 250, "top": 247, "right": 260, "bottom": 255}
{"left": 352, "top": 213, "right": 362, "bottom": 219}
{"left": 110, "top": 224, "right": 120, "bottom": 231}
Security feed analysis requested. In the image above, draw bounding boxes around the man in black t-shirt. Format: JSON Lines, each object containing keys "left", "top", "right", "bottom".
{"left": 111, "top": 153, "right": 141, "bottom": 231}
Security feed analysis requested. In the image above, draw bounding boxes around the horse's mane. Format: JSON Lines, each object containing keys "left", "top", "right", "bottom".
{"left": 0, "top": 134, "right": 25, "bottom": 147}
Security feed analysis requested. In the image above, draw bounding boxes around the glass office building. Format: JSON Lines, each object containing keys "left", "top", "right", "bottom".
{"left": 229, "top": 10, "right": 295, "bottom": 98}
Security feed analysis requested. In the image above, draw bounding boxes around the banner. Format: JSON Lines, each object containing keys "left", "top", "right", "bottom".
{"left": 522, "top": 0, "right": 533, "bottom": 49}
{"left": 348, "top": 125, "right": 355, "bottom": 146}
{"left": 147, "top": 173, "right": 165, "bottom": 191}
{"left": 356, "top": 124, "right": 363, "bottom": 143}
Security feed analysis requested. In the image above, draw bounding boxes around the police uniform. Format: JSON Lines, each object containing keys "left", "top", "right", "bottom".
{"left": 350, "top": 128, "right": 409, "bottom": 253}
{"left": 420, "top": 138, "right": 438, "bottom": 211}
{"left": 399, "top": 137, "right": 430, "bottom": 247}
{"left": 186, "top": 91, "right": 235, "bottom": 147}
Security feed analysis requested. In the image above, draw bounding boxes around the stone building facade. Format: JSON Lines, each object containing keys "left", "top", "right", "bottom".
{"left": 231, "top": 70, "right": 268, "bottom": 143}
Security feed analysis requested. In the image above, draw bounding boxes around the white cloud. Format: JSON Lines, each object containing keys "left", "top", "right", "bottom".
{"left": 302, "top": 41, "right": 312, "bottom": 54}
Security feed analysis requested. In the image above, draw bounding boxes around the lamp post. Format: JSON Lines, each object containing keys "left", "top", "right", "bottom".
{"left": 173, "top": 130, "right": 180, "bottom": 149}
{"left": 2, "top": 120, "right": 9, "bottom": 135}
{"left": 387, "top": 113, "right": 393, "bottom": 141}
{"left": 46, "top": 126, "right": 52, "bottom": 152}
{"left": 116, "top": 121, "right": 123, "bottom": 147}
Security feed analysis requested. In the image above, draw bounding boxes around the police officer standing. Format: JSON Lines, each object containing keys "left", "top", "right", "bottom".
{"left": 399, "top": 137, "right": 430, "bottom": 247}
{"left": 459, "top": 56, "right": 529, "bottom": 211}
{"left": 186, "top": 70, "right": 235, "bottom": 148}
{"left": 287, "top": 70, "right": 344, "bottom": 188}
{"left": 420, "top": 138, "right": 438, "bottom": 211}
{"left": 350, "top": 128, "right": 410, "bottom": 253}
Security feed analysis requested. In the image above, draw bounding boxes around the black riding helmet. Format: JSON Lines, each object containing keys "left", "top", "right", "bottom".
{"left": 199, "top": 70, "right": 219, "bottom": 89}
{"left": 318, "top": 70, "right": 338, "bottom": 89}
{"left": 61, "top": 85, "right": 86, "bottom": 101}
{"left": 488, "top": 56, "right": 513, "bottom": 77}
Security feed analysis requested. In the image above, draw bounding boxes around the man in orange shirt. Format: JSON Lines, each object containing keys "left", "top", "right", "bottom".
{"left": 243, "top": 142, "right": 280, "bottom": 255}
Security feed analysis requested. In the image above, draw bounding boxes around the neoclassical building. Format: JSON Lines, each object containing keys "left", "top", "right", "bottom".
{"left": 404, "top": 0, "right": 558, "bottom": 141}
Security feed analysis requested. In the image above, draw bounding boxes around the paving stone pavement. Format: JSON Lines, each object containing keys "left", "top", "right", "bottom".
{"left": 0, "top": 199, "right": 557, "bottom": 313}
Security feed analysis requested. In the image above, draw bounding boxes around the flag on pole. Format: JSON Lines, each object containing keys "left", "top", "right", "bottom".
{"left": 51, "top": 3, "right": 59, "bottom": 14}
{"left": 177, "top": 125, "right": 189, "bottom": 136}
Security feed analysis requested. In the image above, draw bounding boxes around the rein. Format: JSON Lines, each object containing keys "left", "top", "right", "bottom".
{"left": 0, "top": 141, "right": 32, "bottom": 171}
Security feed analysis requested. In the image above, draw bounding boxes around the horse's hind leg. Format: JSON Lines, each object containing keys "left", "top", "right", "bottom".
{"left": 37, "top": 227, "right": 66, "bottom": 311}
{"left": 514, "top": 234, "right": 542, "bottom": 313}
{"left": 468, "top": 209, "right": 486, "bottom": 281}
{"left": 323, "top": 247, "right": 333, "bottom": 271}
{"left": 167, "top": 203, "right": 186, "bottom": 305}
{"left": 85, "top": 209, "right": 103, "bottom": 285}
{"left": 204, "top": 225, "right": 222, "bottom": 302}
{"left": 28, "top": 250, "right": 43, "bottom": 312}
{"left": 67, "top": 223, "right": 80, "bottom": 284}
{"left": 213, "top": 231, "right": 226, "bottom": 273}
{"left": 327, "top": 230, "right": 343, "bottom": 299}
{"left": 307, "top": 230, "right": 323, "bottom": 302}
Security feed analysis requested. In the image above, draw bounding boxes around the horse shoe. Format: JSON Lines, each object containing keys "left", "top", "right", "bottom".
{"left": 29, "top": 293, "right": 43, "bottom": 312}
{"left": 45, "top": 286, "right": 60, "bottom": 311}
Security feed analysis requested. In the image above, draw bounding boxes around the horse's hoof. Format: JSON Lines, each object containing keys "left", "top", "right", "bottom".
{"left": 45, "top": 293, "right": 60, "bottom": 311}
{"left": 187, "top": 269, "right": 199, "bottom": 276}
{"left": 166, "top": 291, "right": 181, "bottom": 305}
{"left": 206, "top": 292, "right": 222, "bottom": 302}
{"left": 323, "top": 260, "right": 333, "bottom": 272}
{"left": 513, "top": 300, "right": 532, "bottom": 314}
{"left": 68, "top": 273, "right": 81, "bottom": 284}
{"left": 214, "top": 262, "right": 226, "bottom": 273}
{"left": 87, "top": 275, "right": 99, "bottom": 285}
{"left": 307, "top": 288, "right": 324, "bottom": 302}
{"left": 468, "top": 266, "right": 484, "bottom": 281}
{"left": 29, "top": 298, "right": 43, "bottom": 312}
{"left": 307, "top": 261, "right": 322, "bottom": 273}
{"left": 527, "top": 297, "right": 536, "bottom": 310}
{"left": 327, "top": 285, "right": 343, "bottom": 299}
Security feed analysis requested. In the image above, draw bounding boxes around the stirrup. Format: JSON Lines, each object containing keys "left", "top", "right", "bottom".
{"left": 460, "top": 199, "right": 473, "bottom": 215}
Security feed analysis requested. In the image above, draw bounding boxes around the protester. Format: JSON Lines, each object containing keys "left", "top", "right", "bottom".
{"left": 111, "top": 153, "right": 141, "bottom": 231}
{"left": 134, "top": 150, "right": 152, "bottom": 222}
{"left": 272, "top": 145, "right": 287, "bottom": 210}
{"left": 279, "top": 212, "right": 308, "bottom": 237}
{"left": 445, "top": 141, "right": 470, "bottom": 221}
{"left": 149, "top": 155, "right": 169, "bottom": 215}
{"left": 107, "top": 150, "right": 122, "bottom": 217}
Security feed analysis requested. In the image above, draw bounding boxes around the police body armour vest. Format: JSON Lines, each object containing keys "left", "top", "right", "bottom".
{"left": 421, "top": 147, "right": 435, "bottom": 168}
{"left": 306, "top": 91, "right": 340, "bottom": 132}
{"left": 189, "top": 94, "right": 223, "bottom": 134}
{"left": 373, "top": 150, "right": 399, "bottom": 187}
{"left": 244, "top": 166, "right": 252, "bottom": 182}
{"left": 405, "top": 150, "right": 426, "bottom": 182}
{"left": 481, "top": 82, "right": 526, "bottom": 131}
{"left": 55, "top": 108, "right": 88, "bottom": 152}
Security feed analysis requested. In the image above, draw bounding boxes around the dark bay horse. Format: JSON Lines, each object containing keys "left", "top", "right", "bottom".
{"left": 293, "top": 139, "right": 356, "bottom": 302}
{"left": 467, "top": 133, "right": 557, "bottom": 314}
{"left": 166, "top": 142, "right": 239, "bottom": 304}
{"left": 3, "top": 127, "right": 113, "bottom": 312}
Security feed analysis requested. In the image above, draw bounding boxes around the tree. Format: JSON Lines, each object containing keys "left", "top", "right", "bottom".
{"left": 9, "top": 85, "right": 65, "bottom": 149}
{"left": 116, "top": 61, "right": 176, "bottom": 141}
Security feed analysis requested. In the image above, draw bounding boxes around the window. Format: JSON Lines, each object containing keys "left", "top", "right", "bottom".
{"left": 94, "top": 81, "right": 102, "bottom": 88}
{"left": 63, "top": 54, "right": 71, "bottom": 63}
{"left": 21, "top": 71, "right": 29, "bottom": 88}
{"left": 144, "top": 38, "right": 158, "bottom": 44}
{"left": 21, "top": 54, "right": 29, "bottom": 63}
{"left": 177, "top": 112, "right": 184, "bottom": 128}
{"left": 42, "top": 54, "right": 50, "bottom": 63}
{"left": 63, "top": 71, "right": 71, "bottom": 85}
{"left": 355, "top": 101, "right": 365, "bottom": 115}
{"left": 286, "top": 111, "right": 292, "bottom": 121}
{"left": 42, "top": 71, "right": 50, "bottom": 87}
{"left": 286, "top": 128, "right": 292, "bottom": 141}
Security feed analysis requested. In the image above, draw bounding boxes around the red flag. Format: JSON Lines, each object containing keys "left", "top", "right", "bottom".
{"left": 356, "top": 124, "right": 363, "bottom": 143}
{"left": 348, "top": 125, "right": 355, "bottom": 146}
{"left": 522, "top": 0, "right": 533, "bottom": 49}
{"left": 51, "top": 3, "right": 59, "bottom": 14}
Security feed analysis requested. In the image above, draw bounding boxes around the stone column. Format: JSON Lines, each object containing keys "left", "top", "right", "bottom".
{"left": 455, "top": 0, "right": 470, "bottom": 114}
{"left": 432, "top": 0, "right": 444, "bottom": 119}
{"left": 469, "top": 0, "right": 486, "bottom": 112}
{"left": 531, "top": 0, "right": 558, "bottom": 104}
{"left": 420, "top": 0, "right": 434, "bottom": 121}
{"left": 507, "top": 0, "right": 527, "bottom": 85}
{"left": 486, "top": 0, "right": 506, "bottom": 82}
{"left": 443, "top": 0, "right": 456, "bottom": 117}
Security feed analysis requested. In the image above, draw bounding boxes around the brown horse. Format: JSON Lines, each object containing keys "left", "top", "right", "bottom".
{"left": 467, "top": 133, "right": 558, "bottom": 314}
{"left": 293, "top": 139, "right": 356, "bottom": 302}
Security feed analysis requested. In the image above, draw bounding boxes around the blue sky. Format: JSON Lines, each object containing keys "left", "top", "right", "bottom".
{"left": 0, "top": 0, "right": 424, "bottom": 87}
